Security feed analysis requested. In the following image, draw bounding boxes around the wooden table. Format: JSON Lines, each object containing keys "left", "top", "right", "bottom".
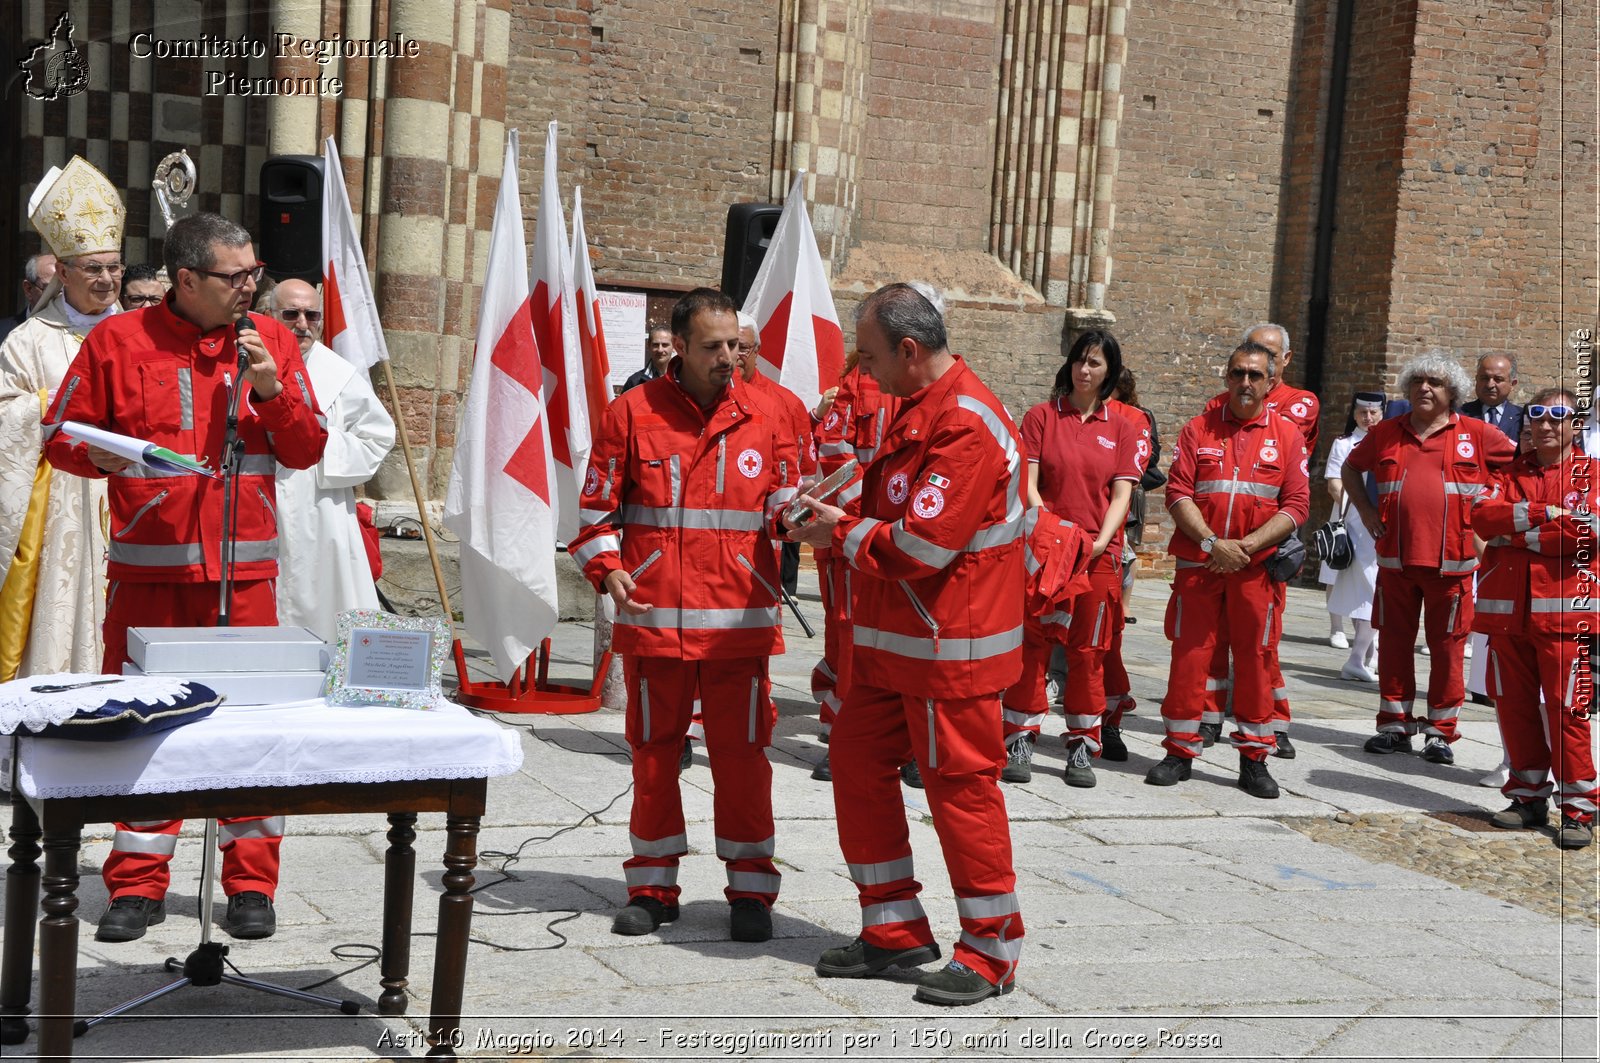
{"left": 2, "top": 777, "right": 483, "bottom": 1061}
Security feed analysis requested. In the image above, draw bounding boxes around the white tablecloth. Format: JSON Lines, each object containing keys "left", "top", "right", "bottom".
{"left": 2, "top": 698, "right": 524, "bottom": 799}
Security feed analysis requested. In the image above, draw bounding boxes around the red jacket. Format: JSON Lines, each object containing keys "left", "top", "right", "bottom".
{"left": 1345, "top": 412, "right": 1515, "bottom": 576}
{"left": 569, "top": 368, "right": 799, "bottom": 659}
{"left": 814, "top": 365, "right": 901, "bottom": 561}
{"left": 1021, "top": 507, "right": 1094, "bottom": 641}
{"left": 831, "top": 358, "right": 1024, "bottom": 698}
{"left": 1165, "top": 403, "right": 1311, "bottom": 565}
{"left": 43, "top": 305, "right": 326, "bottom": 584}
{"left": 745, "top": 371, "right": 817, "bottom": 478}
{"left": 1471, "top": 452, "right": 1600, "bottom": 636}
{"left": 1207, "top": 381, "right": 1320, "bottom": 453}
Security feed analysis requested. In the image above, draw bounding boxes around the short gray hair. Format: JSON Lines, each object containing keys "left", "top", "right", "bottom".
{"left": 736, "top": 310, "right": 758, "bottom": 334}
{"left": 1243, "top": 322, "right": 1291, "bottom": 353}
{"left": 1397, "top": 350, "right": 1472, "bottom": 406}
{"left": 1476, "top": 352, "right": 1519, "bottom": 379}
{"left": 23, "top": 254, "right": 52, "bottom": 285}
{"left": 906, "top": 280, "right": 946, "bottom": 319}
{"left": 856, "top": 282, "right": 948, "bottom": 352}
{"left": 163, "top": 212, "right": 252, "bottom": 280}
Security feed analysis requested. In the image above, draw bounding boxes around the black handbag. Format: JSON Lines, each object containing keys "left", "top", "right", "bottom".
{"left": 1313, "top": 511, "right": 1355, "bottom": 572}
{"left": 1267, "top": 534, "right": 1307, "bottom": 582}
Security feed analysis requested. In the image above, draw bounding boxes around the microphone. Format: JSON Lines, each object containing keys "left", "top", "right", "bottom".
{"left": 234, "top": 312, "right": 256, "bottom": 376}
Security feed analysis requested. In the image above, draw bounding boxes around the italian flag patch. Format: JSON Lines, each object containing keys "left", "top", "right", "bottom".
{"left": 927, "top": 472, "right": 952, "bottom": 489}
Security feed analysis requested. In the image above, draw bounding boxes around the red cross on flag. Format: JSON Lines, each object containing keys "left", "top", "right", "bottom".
{"left": 443, "top": 128, "right": 560, "bottom": 681}
{"left": 739, "top": 171, "right": 845, "bottom": 410}
{"left": 320, "top": 137, "right": 388, "bottom": 369}
{"left": 568, "top": 186, "right": 611, "bottom": 430}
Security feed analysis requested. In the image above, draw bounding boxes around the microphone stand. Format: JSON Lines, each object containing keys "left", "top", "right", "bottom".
{"left": 78, "top": 315, "right": 358, "bottom": 1040}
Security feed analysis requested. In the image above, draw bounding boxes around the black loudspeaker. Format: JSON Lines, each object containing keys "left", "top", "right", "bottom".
{"left": 258, "top": 155, "right": 324, "bottom": 283}
{"left": 720, "top": 202, "right": 783, "bottom": 306}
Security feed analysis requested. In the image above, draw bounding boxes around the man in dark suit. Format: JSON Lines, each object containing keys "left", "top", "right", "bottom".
{"left": 1460, "top": 354, "right": 1522, "bottom": 443}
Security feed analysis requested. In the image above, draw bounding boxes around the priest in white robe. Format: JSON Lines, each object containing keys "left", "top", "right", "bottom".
{"left": 264, "top": 278, "right": 395, "bottom": 641}
{"left": 0, "top": 158, "right": 126, "bottom": 678}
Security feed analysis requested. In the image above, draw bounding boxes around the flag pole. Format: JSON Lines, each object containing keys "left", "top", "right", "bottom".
{"left": 375, "top": 358, "right": 455, "bottom": 626}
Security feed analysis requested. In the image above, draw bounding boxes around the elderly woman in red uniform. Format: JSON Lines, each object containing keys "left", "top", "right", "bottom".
{"left": 1000, "top": 329, "right": 1143, "bottom": 787}
{"left": 1469, "top": 387, "right": 1596, "bottom": 850}
{"left": 1343, "top": 351, "right": 1515, "bottom": 765}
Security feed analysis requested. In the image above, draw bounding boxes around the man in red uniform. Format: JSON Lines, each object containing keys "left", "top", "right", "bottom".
{"left": 1197, "top": 323, "right": 1317, "bottom": 756}
{"left": 789, "top": 283, "right": 1025, "bottom": 1006}
{"left": 1470, "top": 387, "right": 1596, "bottom": 849}
{"left": 1148, "top": 339, "right": 1309, "bottom": 797}
{"left": 569, "top": 289, "right": 798, "bottom": 943}
{"left": 1343, "top": 352, "right": 1515, "bottom": 763}
{"left": 43, "top": 212, "right": 327, "bottom": 942}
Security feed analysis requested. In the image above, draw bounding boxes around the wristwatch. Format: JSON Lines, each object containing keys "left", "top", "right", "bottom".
{"left": 1199, "top": 534, "right": 1218, "bottom": 555}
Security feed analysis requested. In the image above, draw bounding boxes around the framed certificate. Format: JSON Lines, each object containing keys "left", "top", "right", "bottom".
{"left": 324, "top": 610, "right": 450, "bottom": 711}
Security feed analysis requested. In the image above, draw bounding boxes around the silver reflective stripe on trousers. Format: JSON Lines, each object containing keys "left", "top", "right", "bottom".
{"left": 849, "top": 855, "right": 916, "bottom": 886}
{"left": 926, "top": 699, "right": 936, "bottom": 769}
{"left": 862, "top": 898, "right": 927, "bottom": 927}
{"left": 959, "top": 928, "right": 1022, "bottom": 963}
{"left": 716, "top": 835, "right": 776, "bottom": 860}
{"left": 1003, "top": 707, "right": 1047, "bottom": 728}
{"left": 219, "top": 816, "right": 285, "bottom": 842}
{"left": 853, "top": 624, "right": 1023, "bottom": 662}
{"left": 640, "top": 677, "right": 652, "bottom": 742}
{"left": 630, "top": 832, "right": 688, "bottom": 858}
{"left": 955, "top": 892, "right": 1020, "bottom": 921}
{"left": 726, "top": 870, "right": 781, "bottom": 893}
{"left": 111, "top": 828, "right": 178, "bottom": 855}
{"left": 625, "top": 865, "right": 678, "bottom": 888}
{"left": 748, "top": 676, "right": 760, "bottom": 743}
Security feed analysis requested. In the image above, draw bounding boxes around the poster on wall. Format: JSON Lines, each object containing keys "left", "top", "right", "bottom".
{"left": 599, "top": 289, "right": 648, "bottom": 391}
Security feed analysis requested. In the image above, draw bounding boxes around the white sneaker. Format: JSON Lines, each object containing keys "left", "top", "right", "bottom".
{"left": 1418, "top": 643, "right": 1431, "bottom": 657}
{"left": 1330, "top": 632, "right": 1350, "bottom": 649}
{"left": 1340, "top": 660, "right": 1378, "bottom": 683}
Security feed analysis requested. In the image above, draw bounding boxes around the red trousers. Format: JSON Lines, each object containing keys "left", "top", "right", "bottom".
{"left": 1486, "top": 634, "right": 1598, "bottom": 822}
{"left": 1163, "top": 565, "right": 1280, "bottom": 760}
{"left": 831, "top": 681, "right": 1024, "bottom": 986}
{"left": 811, "top": 554, "right": 845, "bottom": 737}
{"left": 1001, "top": 563, "right": 1122, "bottom": 752}
{"left": 1374, "top": 566, "right": 1471, "bottom": 740}
{"left": 622, "top": 656, "right": 780, "bottom": 906}
{"left": 1201, "top": 581, "right": 1291, "bottom": 730}
{"left": 101, "top": 578, "right": 282, "bottom": 900}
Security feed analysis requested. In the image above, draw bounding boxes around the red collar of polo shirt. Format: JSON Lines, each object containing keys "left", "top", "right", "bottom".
{"left": 1400, "top": 410, "right": 1459, "bottom": 441}
{"left": 1053, "top": 396, "right": 1111, "bottom": 421}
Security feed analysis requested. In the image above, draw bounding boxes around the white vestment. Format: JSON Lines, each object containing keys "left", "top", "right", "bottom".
{"left": 0, "top": 296, "right": 109, "bottom": 676}
{"left": 274, "top": 341, "right": 395, "bottom": 642}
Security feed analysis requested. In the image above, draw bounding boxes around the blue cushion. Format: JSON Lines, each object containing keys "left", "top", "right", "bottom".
{"left": 33, "top": 683, "right": 223, "bottom": 741}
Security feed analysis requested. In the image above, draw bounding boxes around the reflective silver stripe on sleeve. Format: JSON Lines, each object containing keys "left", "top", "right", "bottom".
{"left": 617, "top": 606, "right": 781, "bottom": 631}
{"left": 955, "top": 893, "right": 1021, "bottom": 921}
{"left": 716, "top": 835, "right": 776, "bottom": 860}
{"left": 571, "top": 535, "right": 621, "bottom": 567}
{"left": 1512, "top": 501, "right": 1532, "bottom": 531}
{"left": 839, "top": 480, "right": 862, "bottom": 506}
{"left": 959, "top": 929, "right": 1023, "bottom": 963}
{"left": 1477, "top": 598, "right": 1514, "bottom": 615}
{"left": 853, "top": 624, "right": 1023, "bottom": 662}
{"left": 892, "top": 524, "right": 958, "bottom": 567}
{"left": 818, "top": 441, "right": 852, "bottom": 458}
{"left": 844, "top": 517, "right": 883, "bottom": 565}
{"left": 579, "top": 507, "right": 620, "bottom": 527}
{"left": 848, "top": 855, "right": 916, "bottom": 885}
{"left": 620, "top": 505, "right": 765, "bottom": 531}
{"left": 956, "top": 394, "right": 1024, "bottom": 524}
{"left": 177, "top": 367, "right": 194, "bottom": 430}
{"left": 766, "top": 486, "right": 799, "bottom": 519}
{"left": 624, "top": 865, "right": 678, "bottom": 888}
{"left": 966, "top": 520, "right": 1023, "bottom": 551}
{"left": 630, "top": 832, "right": 688, "bottom": 858}
{"left": 1194, "top": 479, "right": 1280, "bottom": 498}
{"left": 862, "top": 898, "right": 928, "bottom": 927}
{"left": 110, "top": 828, "right": 179, "bottom": 855}
{"left": 219, "top": 816, "right": 285, "bottom": 842}
{"left": 601, "top": 456, "right": 616, "bottom": 501}
{"left": 726, "top": 870, "right": 781, "bottom": 893}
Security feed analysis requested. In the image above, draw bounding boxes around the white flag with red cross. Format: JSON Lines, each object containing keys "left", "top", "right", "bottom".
{"left": 568, "top": 185, "right": 612, "bottom": 430}
{"left": 443, "top": 129, "right": 560, "bottom": 681}
{"left": 320, "top": 137, "right": 388, "bottom": 369}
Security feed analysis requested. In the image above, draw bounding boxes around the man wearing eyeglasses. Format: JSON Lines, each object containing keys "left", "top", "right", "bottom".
{"left": 119, "top": 262, "right": 167, "bottom": 311}
{"left": 1149, "top": 340, "right": 1310, "bottom": 799}
{"left": 263, "top": 277, "right": 395, "bottom": 642}
{"left": 0, "top": 159, "right": 123, "bottom": 682}
{"left": 43, "top": 211, "right": 327, "bottom": 944}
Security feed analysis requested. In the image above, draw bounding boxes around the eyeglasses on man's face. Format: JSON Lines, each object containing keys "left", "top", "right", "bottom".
{"left": 1528, "top": 404, "right": 1576, "bottom": 422}
{"left": 66, "top": 260, "right": 125, "bottom": 279}
{"left": 121, "top": 293, "right": 164, "bottom": 307}
{"left": 189, "top": 264, "right": 266, "bottom": 289}
{"left": 277, "top": 307, "right": 323, "bottom": 324}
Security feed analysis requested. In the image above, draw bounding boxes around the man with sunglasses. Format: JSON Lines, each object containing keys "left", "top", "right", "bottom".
{"left": 43, "top": 212, "right": 327, "bottom": 944}
{"left": 1150, "top": 340, "right": 1309, "bottom": 798}
{"left": 262, "top": 278, "right": 395, "bottom": 642}
{"left": 0, "top": 158, "right": 123, "bottom": 682}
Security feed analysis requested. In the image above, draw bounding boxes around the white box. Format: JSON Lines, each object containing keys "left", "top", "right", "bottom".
{"left": 127, "top": 626, "right": 329, "bottom": 673}
{"left": 120, "top": 662, "right": 328, "bottom": 706}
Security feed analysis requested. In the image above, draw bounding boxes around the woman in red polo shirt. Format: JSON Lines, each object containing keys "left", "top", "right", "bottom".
{"left": 1001, "top": 329, "right": 1143, "bottom": 788}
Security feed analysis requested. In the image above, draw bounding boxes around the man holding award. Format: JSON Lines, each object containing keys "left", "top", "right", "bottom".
{"left": 43, "top": 211, "right": 327, "bottom": 943}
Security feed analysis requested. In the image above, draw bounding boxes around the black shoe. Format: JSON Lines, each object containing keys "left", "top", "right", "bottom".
{"left": 912, "top": 960, "right": 1013, "bottom": 1006}
{"left": 1271, "top": 731, "right": 1296, "bottom": 759}
{"left": 1421, "top": 737, "right": 1454, "bottom": 765}
{"left": 611, "top": 896, "right": 680, "bottom": 936}
{"left": 1100, "top": 723, "right": 1129, "bottom": 762}
{"left": 811, "top": 751, "right": 832, "bottom": 781}
{"left": 1491, "top": 799, "right": 1549, "bottom": 830}
{"left": 730, "top": 898, "right": 773, "bottom": 942}
{"left": 679, "top": 739, "right": 694, "bottom": 773}
{"left": 223, "top": 891, "right": 277, "bottom": 940}
{"left": 1198, "top": 722, "right": 1222, "bottom": 748}
{"left": 900, "top": 761, "right": 925, "bottom": 789}
{"left": 1364, "top": 731, "right": 1413, "bottom": 755}
{"left": 95, "top": 896, "right": 166, "bottom": 943}
{"left": 1237, "top": 756, "right": 1281, "bottom": 799}
{"left": 1001, "top": 736, "right": 1034, "bottom": 783}
{"left": 1063, "top": 740, "right": 1096, "bottom": 788}
{"left": 816, "top": 936, "right": 941, "bottom": 978}
{"left": 1144, "top": 754, "right": 1192, "bottom": 787}
{"left": 1557, "top": 816, "right": 1594, "bottom": 850}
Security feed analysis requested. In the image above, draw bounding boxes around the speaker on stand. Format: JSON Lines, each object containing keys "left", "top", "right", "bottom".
{"left": 258, "top": 156, "right": 324, "bottom": 283}
{"left": 720, "top": 203, "right": 783, "bottom": 307}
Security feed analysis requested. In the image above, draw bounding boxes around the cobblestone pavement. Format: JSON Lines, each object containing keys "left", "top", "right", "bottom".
{"left": 1292, "top": 812, "right": 1599, "bottom": 927}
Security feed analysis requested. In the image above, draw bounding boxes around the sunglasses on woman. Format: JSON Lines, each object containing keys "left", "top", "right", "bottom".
{"left": 1527, "top": 404, "right": 1575, "bottom": 422}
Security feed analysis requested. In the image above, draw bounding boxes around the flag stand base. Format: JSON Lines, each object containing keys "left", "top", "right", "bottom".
{"left": 451, "top": 639, "right": 608, "bottom": 714}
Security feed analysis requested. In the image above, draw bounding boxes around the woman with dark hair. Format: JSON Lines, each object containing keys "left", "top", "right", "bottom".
{"left": 1000, "top": 329, "right": 1143, "bottom": 788}
{"left": 1322, "top": 391, "right": 1386, "bottom": 681}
